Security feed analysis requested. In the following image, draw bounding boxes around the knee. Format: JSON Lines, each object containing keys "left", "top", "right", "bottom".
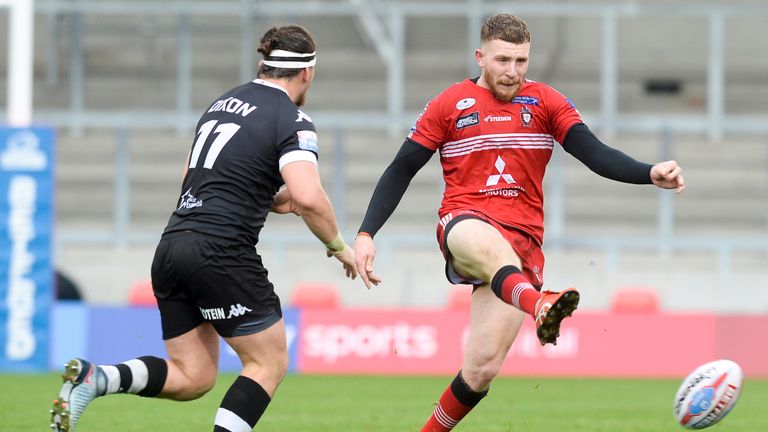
{"left": 267, "top": 351, "right": 290, "bottom": 384}
{"left": 178, "top": 373, "right": 217, "bottom": 401}
{"left": 463, "top": 353, "right": 503, "bottom": 389}
{"left": 191, "top": 373, "right": 218, "bottom": 398}
{"left": 170, "top": 362, "right": 218, "bottom": 401}
{"left": 241, "top": 350, "right": 289, "bottom": 392}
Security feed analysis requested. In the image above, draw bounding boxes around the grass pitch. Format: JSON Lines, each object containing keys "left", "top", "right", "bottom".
{"left": 2, "top": 373, "right": 765, "bottom": 431}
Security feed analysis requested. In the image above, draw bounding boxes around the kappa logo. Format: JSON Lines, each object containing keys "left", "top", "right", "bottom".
{"left": 296, "top": 109, "right": 313, "bottom": 123}
{"left": 227, "top": 303, "right": 253, "bottom": 318}
{"left": 486, "top": 156, "right": 516, "bottom": 186}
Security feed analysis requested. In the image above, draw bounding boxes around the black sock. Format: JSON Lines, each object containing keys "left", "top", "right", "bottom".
{"left": 451, "top": 370, "right": 488, "bottom": 407}
{"left": 213, "top": 376, "right": 271, "bottom": 431}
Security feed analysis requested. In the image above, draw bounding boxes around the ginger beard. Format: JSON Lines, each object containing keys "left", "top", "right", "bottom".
{"left": 483, "top": 67, "right": 523, "bottom": 103}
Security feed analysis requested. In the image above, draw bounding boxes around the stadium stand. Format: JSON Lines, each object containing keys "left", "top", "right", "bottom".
{"left": 3, "top": 2, "right": 767, "bottom": 312}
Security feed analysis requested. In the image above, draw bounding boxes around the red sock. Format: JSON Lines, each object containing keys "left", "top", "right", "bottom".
{"left": 490, "top": 265, "right": 540, "bottom": 316}
{"left": 421, "top": 372, "right": 487, "bottom": 432}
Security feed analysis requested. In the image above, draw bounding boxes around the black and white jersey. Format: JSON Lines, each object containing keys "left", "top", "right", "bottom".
{"left": 162, "top": 79, "right": 319, "bottom": 245}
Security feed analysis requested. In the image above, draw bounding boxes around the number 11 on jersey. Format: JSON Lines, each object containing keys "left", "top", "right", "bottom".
{"left": 188, "top": 120, "right": 242, "bottom": 169}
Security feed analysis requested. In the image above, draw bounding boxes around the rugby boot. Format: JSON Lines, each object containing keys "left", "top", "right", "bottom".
{"left": 50, "top": 358, "right": 105, "bottom": 431}
{"left": 534, "top": 288, "right": 580, "bottom": 345}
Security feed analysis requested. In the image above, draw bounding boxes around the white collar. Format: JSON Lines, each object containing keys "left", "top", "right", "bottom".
{"left": 251, "top": 78, "right": 289, "bottom": 96}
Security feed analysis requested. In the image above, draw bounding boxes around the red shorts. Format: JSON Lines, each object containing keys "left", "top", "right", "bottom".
{"left": 436, "top": 209, "right": 545, "bottom": 289}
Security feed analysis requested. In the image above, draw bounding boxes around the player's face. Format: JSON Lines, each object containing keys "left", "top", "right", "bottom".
{"left": 476, "top": 39, "right": 530, "bottom": 102}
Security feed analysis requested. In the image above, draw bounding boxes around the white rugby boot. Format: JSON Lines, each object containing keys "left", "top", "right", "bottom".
{"left": 50, "top": 358, "right": 105, "bottom": 431}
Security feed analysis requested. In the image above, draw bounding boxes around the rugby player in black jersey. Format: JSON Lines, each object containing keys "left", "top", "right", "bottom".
{"left": 51, "top": 25, "right": 357, "bottom": 432}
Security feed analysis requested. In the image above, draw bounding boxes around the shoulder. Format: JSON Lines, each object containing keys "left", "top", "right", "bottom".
{"left": 518, "top": 79, "right": 573, "bottom": 105}
{"left": 416, "top": 80, "right": 484, "bottom": 126}
{"left": 431, "top": 79, "right": 484, "bottom": 107}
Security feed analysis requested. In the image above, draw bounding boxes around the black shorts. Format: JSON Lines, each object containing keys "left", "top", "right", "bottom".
{"left": 150, "top": 232, "right": 282, "bottom": 340}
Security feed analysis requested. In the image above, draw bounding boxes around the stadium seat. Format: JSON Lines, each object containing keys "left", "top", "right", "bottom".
{"left": 611, "top": 286, "right": 660, "bottom": 313}
{"left": 290, "top": 283, "right": 340, "bottom": 309}
{"left": 128, "top": 279, "right": 157, "bottom": 307}
{"left": 447, "top": 285, "right": 473, "bottom": 310}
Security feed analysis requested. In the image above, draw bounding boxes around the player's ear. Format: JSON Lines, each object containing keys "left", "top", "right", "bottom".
{"left": 303, "top": 67, "right": 315, "bottom": 83}
{"left": 474, "top": 48, "right": 484, "bottom": 68}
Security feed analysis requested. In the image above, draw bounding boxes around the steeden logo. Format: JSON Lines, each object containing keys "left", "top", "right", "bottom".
{"left": 483, "top": 114, "right": 513, "bottom": 123}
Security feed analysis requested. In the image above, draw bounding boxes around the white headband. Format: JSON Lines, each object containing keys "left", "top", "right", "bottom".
{"left": 263, "top": 50, "right": 317, "bottom": 69}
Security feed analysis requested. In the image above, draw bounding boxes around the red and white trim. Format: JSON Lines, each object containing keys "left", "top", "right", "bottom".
{"left": 511, "top": 282, "right": 534, "bottom": 309}
{"left": 441, "top": 133, "right": 554, "bottom": 158}
{"left": 433, "top": 403, "right": 459, "bottom": 429}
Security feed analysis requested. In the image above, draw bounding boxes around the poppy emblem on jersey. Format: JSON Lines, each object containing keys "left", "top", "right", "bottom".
{"left": 455, "top": 98, "right": 476, "bottom": 110}
{"left": 456, "top": 112, "right": 479, "bottom": 130}
{"left": 520, "top": 106, "right": 534, "bottom": 127}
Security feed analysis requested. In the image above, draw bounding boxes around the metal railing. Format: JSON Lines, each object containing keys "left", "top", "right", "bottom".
{"left": 3, "top": 1, "right": 767, "bottom": 279}
{"left": 22, "top": 1, "right": 768, "bottom": 138}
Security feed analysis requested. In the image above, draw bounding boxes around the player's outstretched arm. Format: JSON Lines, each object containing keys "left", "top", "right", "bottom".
{"left": 280, "top": 160, "right": 358, "bottom": 280}
{"left": 354, "top": 140, "right": 433, "bottom": 288}
{"left": 562, "top": 123, "right": 656, "bottom": 185}
{"left": 650, "top": 160, "right": 686, "bottom": 193}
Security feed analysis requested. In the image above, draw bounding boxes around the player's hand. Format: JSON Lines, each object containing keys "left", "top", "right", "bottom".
{"left": 651, "top": 160, "right": 686, "bottom": 194}
{"left": 327, "top": 245, "right": 358, "bottom": 280}
{"left": 354, "top": 235, "right": 382, "bottom": 289}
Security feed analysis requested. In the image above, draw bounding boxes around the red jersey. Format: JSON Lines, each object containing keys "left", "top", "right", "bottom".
{"left": 407, "top": 78, "right": 582, "bottom": 244}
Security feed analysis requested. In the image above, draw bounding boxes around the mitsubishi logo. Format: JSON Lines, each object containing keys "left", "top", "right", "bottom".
{"left": 486, "top": 156, "right": 516, "bottom": 186}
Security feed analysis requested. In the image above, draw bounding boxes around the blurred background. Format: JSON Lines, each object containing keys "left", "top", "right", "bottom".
{"left": 0, "top": 0, "right": 767, "bottom": 374}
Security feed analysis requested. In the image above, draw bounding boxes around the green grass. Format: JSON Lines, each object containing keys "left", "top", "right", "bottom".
{"left": 1, "top": 373, "right": 766, "bottom": 431}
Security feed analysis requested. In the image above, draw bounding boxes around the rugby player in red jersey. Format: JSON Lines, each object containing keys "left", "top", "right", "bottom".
{"left": 354, "top": 14, "right": 685, "bottom": 432}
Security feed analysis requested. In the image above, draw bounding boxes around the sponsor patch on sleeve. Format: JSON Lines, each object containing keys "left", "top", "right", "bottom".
{"left": 511, "top": 96, "right": 540, "bottom": 106}
{"left": 297, "top": 130, "right": 319, "bottom": 152}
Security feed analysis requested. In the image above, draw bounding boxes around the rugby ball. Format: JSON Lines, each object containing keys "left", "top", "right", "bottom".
{"left": 673, "top": 359, "right": 743, "bottom": 429}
